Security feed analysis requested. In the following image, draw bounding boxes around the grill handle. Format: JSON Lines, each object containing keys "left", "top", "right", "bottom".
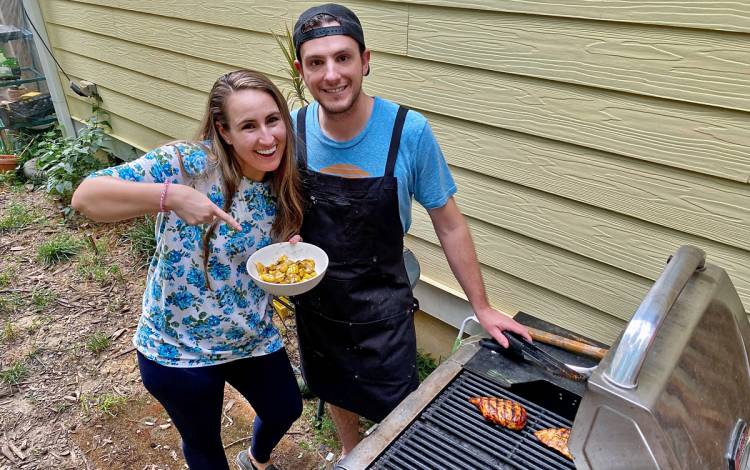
{"left": 603, "top": 245, "right": 705, "bottom": 389}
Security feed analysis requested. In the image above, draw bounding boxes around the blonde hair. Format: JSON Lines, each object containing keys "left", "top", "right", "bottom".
{"left": 194, "top": 69, "right": 303, "bottom": 288}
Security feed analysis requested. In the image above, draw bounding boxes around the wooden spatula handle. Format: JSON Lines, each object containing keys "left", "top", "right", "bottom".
{"left": 528, "top": 327, "right": 608, "bottom": 360}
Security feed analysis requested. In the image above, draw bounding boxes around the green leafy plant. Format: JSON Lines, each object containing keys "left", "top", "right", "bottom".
{"left": 85, "top": 331, "right": 111, "bottom": 355}
{"left": 416, "top": 350, "right": 439, "bottom": 382}
{"left": 37, "top": 233, "right": 83, "bottom": 265}
{"left": 35, "top": 118, "right": 112, "bottom": 205}
{"left": 14, "top": 127, "right": 62, "bottom": 168}
{"left": 0, "top": 361, "right": 28, "bottom": 385}
{"left": 122, "top": 215, "right": 156, "bottom": 268}
{"left": 35, "top": 94, "right": 113, "bottom": 211}
{"left": 272, "top": 25, "right": 308, "bottom": 108}
{"left": 0, "top": 170, "right": 18, "bottom": 186}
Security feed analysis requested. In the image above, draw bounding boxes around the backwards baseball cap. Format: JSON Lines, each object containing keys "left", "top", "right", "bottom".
{"left": 293, "top": 3, "right": 366, "bottom": 61}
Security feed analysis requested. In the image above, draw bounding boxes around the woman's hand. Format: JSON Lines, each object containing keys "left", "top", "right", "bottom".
{"left": 166, "top": 184, "right": 242, "bottom": 231}
{"left": 288, "top": 235, "right": 303, "bottom": 244}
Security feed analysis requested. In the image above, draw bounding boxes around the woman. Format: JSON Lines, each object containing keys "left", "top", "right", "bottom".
{"left": 72, "top": 70, "right": 303, "bottom": 470}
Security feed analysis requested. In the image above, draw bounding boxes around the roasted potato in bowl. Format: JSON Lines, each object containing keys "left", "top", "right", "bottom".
{"left": 247, "top": 242, "right": 328, "bottom": 296}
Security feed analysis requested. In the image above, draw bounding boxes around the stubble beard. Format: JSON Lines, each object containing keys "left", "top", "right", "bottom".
{"left": 317, "top": 81, "right": 363, "bottom": 117}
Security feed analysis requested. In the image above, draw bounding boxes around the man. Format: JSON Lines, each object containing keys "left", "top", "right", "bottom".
{"left": 291, "top": 3, "right": 532, "bottom": 458}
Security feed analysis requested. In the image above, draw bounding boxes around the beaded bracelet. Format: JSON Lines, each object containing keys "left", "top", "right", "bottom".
{"left": 159, "top": 180, "right": 171, "bottom": 212}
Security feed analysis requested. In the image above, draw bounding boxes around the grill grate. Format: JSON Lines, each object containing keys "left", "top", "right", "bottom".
{"left": 369, "top": 369, "right": 576, "bottom": 470}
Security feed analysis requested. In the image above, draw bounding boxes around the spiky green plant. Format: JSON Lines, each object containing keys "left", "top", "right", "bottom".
{"left": 85, "top": 331, "right": 111, "bottom": 355}
{"left": 0, "top": 293, "right": 23, "bottom": 314}
{"left": 31, "top": 287, "right": 56, "bottom": 311}
{"left": 37, "top": 234, "right": 82, "bottom": 265}
{"left": 122, "top": 215, "right": 156, "bottom": 269}
{"left": 0, "top": 267, "right": 14, "bottom": 287}
{"left": 1, "top": 321, "right": 19, "bottom": 343}
{"left": 0, "top": 203, "right": 39, "bottom": 231}
{"left": 272, "top": 25, "right": 308, "bottom": 108}
{"left": 0, "top": 361, "right": 28, "bottom": 385}
{"left": 80, "top": 392, "right": 127, "bottom": 417}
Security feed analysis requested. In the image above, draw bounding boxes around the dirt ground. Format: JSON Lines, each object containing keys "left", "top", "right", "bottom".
{"left": 0, "top": 181, "right": 341, "bottom": 470}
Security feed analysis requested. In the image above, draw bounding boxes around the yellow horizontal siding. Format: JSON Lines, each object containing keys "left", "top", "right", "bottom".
{"left": 405, "top": 235, "right": 626, "bottom": 345}
{"left": 59, "top": 69, "right": 199, "bottom": 139}
{"left": 408, "top": 5, "right": 750, "bottom": 112}
{"left": 384, "top": 0, "right": 750, "bottom": 34}
{"left": 44, "top": 1, "right": 750, "bottom": 185}
{"left": 448, "top": 167, "right": 750, "bottom": 306}
{"left": 69, "top": 0, "right": 409, "bottom": 55}
{"left": 55, "top": 49, "right": 206, "bottom": 121}
{"left": 368, "top": 53, "right": 750, "bottom": 185}
{"left": 48, "top": 24, "right": 298, "bottom": 106}
{"left": 66, "top": 91, "right": 173, "bottom": 151}
{"left": 410, "top": 209, "right": 651, "bottom": 320}
{"left": 427, "top": 112, "right": 750, "bottom": 254}
{"left": 47, "top": 24, "right": 234, "bottom": 92}
{"left": 40, "top": 0, "right": 750, "bottom": 340}
{"left": 43, "top": 0, "right": 286, "bottom": 75}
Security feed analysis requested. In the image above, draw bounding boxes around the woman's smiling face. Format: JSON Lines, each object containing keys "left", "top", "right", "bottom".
{"left": 218, "top": 88, "right": 287, "bottom": 181}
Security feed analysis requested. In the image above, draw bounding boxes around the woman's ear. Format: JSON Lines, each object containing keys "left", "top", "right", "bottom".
{"left": 217, "top": 122, "right": 232, "bottom": 145}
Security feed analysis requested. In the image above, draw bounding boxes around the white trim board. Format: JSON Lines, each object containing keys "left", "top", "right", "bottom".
{"left": 414, "top": 277, "right": 483, "bottom": 337}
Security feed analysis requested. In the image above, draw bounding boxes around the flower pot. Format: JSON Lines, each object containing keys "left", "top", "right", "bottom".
{"left": 7, "top": 85, "right": 28, "bottom": 101}
{"left": 0, "top": 154, "right": 18, "bottom": 172}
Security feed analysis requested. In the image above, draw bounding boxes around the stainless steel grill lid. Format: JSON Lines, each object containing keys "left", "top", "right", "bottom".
{"left": 571, "top": 246, "right": 750, "bottom": 469}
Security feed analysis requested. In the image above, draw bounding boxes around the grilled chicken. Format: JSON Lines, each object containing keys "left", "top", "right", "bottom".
{"left": 468, "top": 396, "right": 527, "bottom": 430}
{"left": 534, "top": 427, "right": 573, "bottom": 460}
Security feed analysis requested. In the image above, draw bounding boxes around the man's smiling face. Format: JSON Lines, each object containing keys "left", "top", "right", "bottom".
{"left": 297, "top": 30, "right": 370, "bottom": 116}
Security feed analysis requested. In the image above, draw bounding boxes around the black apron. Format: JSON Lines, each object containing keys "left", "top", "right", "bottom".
{"left": 293, "top": 105, "right": 419, "bottom": 422}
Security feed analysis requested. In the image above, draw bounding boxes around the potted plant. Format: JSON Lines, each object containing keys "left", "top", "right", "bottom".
{"left": 0, "top": 133, "right": 18, "bottom": 173}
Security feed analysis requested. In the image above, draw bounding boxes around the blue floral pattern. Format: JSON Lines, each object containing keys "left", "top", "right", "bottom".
{"left": 88, "top": 142, "right": 282, "bottom": 366}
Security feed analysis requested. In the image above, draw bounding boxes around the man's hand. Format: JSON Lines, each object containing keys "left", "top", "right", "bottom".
{"left": 475, "top": 306, "right": 532, "bottom": 348}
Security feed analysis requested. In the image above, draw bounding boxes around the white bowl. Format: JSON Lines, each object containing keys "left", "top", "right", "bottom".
{"left": 246, "top": 242, "right": 328, "bottom": 297}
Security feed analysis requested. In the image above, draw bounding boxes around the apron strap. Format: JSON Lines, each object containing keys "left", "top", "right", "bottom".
{"left": 384, "top": 106, "right": 409, "bottom": 178}
{"left": 296, "top": 105, "right": 309, "bottom": 168}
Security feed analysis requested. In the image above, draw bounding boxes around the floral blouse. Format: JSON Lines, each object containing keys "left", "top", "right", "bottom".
{"left": 89, "top": 142, "right": 282, "bottom": 367}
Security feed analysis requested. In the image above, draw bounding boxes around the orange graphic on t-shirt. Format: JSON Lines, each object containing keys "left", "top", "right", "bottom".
{"left": 320, "top": 163, "right": 371, "bottom": 179}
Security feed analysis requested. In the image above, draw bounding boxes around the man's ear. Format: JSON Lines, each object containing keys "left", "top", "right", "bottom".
{"left": 217, "top": 122, "right": 231, "bottom": 145}
{"left": 294, "top": 59, "right": 303, "bottom": 76}
{"left": 361, "top": 49, "right": 371, "bottom": 76}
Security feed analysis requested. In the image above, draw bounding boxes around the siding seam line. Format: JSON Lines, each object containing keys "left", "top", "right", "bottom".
{"left": 405, "top": 3, "right": 410, "bottom": 56}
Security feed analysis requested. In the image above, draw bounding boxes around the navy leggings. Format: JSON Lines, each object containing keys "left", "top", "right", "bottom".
{"left": 137, "top": 349, "right": 303, "bottom": 470}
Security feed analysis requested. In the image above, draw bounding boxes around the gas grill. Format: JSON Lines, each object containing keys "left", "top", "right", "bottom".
{"left": 337, "top": 246, "right": 750, "bottom": 469}
{"left": 370, "top": 369, "right": 577, "bottom": 469}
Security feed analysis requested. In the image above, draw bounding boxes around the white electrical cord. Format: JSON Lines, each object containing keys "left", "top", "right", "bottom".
{"left": 452, "top": 314, "right": 479, "bottom": 353}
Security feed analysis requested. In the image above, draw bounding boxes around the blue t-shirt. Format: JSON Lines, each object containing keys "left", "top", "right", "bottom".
{"left": 87, "top": 142, "right": 282, "bottom": 367}
{"left": 294, "top": 97, "right": 457, "bottom": 233}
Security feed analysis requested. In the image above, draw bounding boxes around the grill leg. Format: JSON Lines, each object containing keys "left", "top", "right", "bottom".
{"left": 315, "top": 399, "right": 326, "bottom": 429}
